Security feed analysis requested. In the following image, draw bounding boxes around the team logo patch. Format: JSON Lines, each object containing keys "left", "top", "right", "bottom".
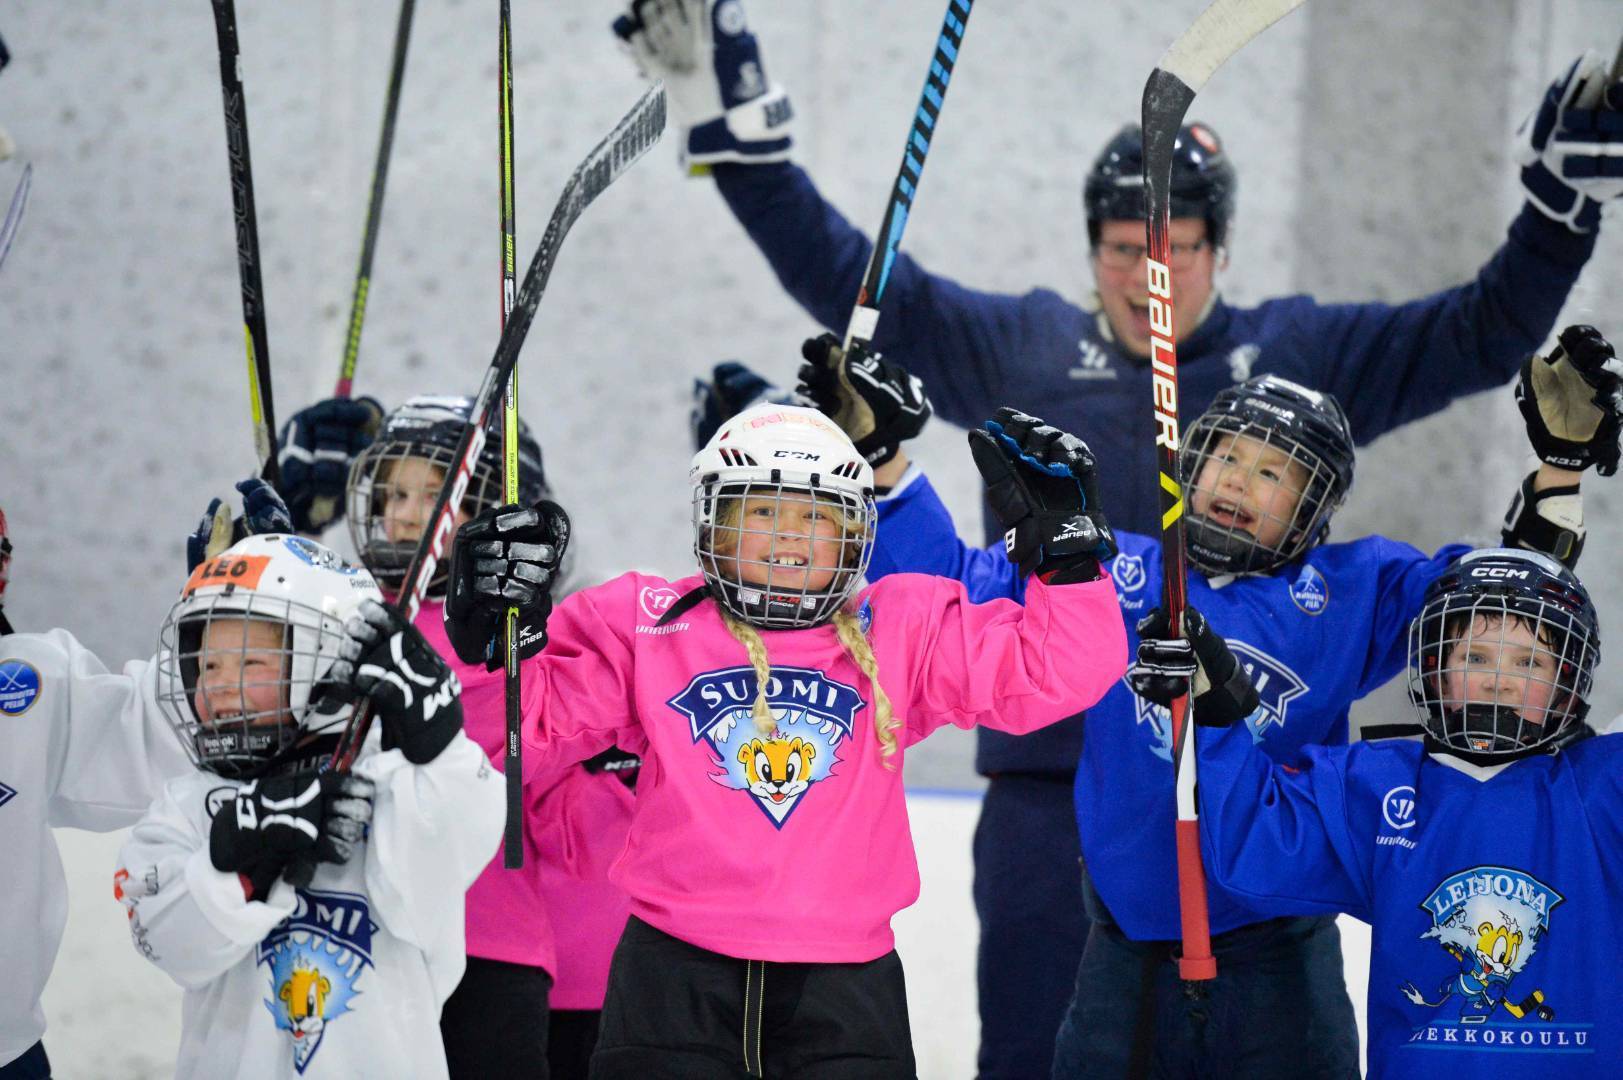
{"left": 283, "top": 536, "right": 360, "bottom": 574}
{"left": 258, "top": 889, "right": 376, "bottom": 1073}
{"left": 1111, "top": 553, "right": 1146, "bottom": 593}
{"left": 0, "top": 659, "right": 41, "bottom": 715}
{"left": 667, "top": 666, "right": 865, "bottom": 827}
{"left": 0, "top": 781, "right": 15, "bottom": 810}
{"left": 639, "top": 586, "right": 681, "bottom": 621}
{"left": 1131, "top": 641, "right": 1307, "bottom": 760}
{"left": 1288, "top": 564, "right": 1329, "bottom": 615}
{"left": 1398, "top": 867, "right": 1583, "bottom": 1050}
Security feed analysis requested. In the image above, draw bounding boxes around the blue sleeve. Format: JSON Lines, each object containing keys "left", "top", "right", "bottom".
{"left": 869, "top": 469, "right": 1027, "bottom": 603}
{"left": 1198, "top": 722, "right": 1375, "bottom": 922}
{"left": 1357, "top": 540, "right": 1470, "bottom": 696}
{"left": 1264, "top": 206, "right": 1595, "bottom": 445}
{"left": 711, "top": 162, "right": 1034, "bottom": 428}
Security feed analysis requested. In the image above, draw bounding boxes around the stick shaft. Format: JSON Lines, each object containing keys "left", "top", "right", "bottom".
{"left": 498, "top": 0, "right": 525, "bottom": 871}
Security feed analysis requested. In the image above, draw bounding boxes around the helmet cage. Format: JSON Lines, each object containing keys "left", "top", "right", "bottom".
{"left": 1407, "top": 562, "right": 1597, "bottom": 760}
{"left": 694, "top": 476, "right": 875, "bottom": 630}
{"left": 158, "top": 588, "right": 353, "bottom": 780}
{"left": 1179, "top": 412, "right": 1345, "bottom": 576}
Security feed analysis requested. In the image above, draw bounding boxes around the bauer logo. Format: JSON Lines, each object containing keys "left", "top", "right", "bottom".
{"left": 1289, "top": 564, "right": 1329, "bottom": 615}
{"left": 0, "top": 659, "right": 41, "bottom": 715}
{"left": 667, "top": 666, "right": 864, "bottom": 828}
{"left": 257, "top": 889, "right": 377, "bottom": 1074}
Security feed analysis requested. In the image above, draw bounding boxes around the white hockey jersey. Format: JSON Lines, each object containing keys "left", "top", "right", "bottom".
{"left": 0, "top": 628, "right": 193, "bottom": 1067}
{"left": 114, "top": 729, "right": 503, "bottom": 1079}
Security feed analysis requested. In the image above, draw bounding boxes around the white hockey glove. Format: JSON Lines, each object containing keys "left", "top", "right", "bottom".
{"left": 612, "top": 0, "right": 793, "bottom": 172}
{"left": 1516, "top": 51, "right": 1623, "bottom": 234}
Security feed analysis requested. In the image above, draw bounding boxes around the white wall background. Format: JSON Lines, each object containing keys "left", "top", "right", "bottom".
{"left": 1, "top": 0, "right": 1620, "bottom": 1075}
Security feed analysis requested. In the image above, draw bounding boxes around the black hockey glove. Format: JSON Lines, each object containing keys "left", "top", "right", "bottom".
{"left": 583, "top": 746, "right": 643, "bottom": 792}
{"left": 1129, "top": 605, "right": 1259, "bottom": 728}
{"left": 1517, "top": 324, "right": 1623, "bottom": 476}
{"left": 968, "top": 408, "right": 1116, "bottom": 582}
{"left": 276, "top": 396, "right": 385, "bottom": 532}
{"left": 328, "top": 600, "right": 463, "bottom": 765}
{"left": 186, "top": 478, "right": 294, "bottom": 573}
{"left": 209, "top": 770, "right": 375, "bottom": 900}
{"left": 690, "top": 361, "right": 800, "bottom": 451}
{"left": 797, "top": 333, "right": 932, "bottom": 467}
{"left": 444, "top": 500, "right": 571, "bottom": 670}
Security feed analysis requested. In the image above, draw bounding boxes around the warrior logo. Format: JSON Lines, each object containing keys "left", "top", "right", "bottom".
{"left": 257, "top": 889, "right": 376, "bottom": 1073}
{"left": 667, "top": 665, "right": 865, "bottom": 827}
{"left": 1131, "top": 641, "right": 1307, "bottom": 760}
{"left": 1399, "top": 867, "right": 1574, "bottom": 1040}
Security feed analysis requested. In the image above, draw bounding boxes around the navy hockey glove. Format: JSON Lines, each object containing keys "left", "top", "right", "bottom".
{"left": 186, "top": 478, "right": 294, "bottom": 573}
{"left": 209, "top": 770, "right": 375, "bottom": 900}
{"left": 613, "top": 0, "right": 793, "bottom": 172}
{"left": 276, "top": 396, "right": 384, "bottom": 533}
{"left": 444, "top": 500, "right": 571, "bottom": 670}
{"left": 1516, "top": 52, "right": 1623, "bottom": 234}
{"left": 968, "top": 408, "right": 1116, "bottom": 582}
{"left": 1517, "top": 324, "right": 1623, "bottom": 476}
{"left": 1130, "top": 605, "right": 1259, "bottom": 728}
{"left": 690, "top": 361, "right": 799, "bottom": 451}
{"left": 797, "top": 333, "right": 932, "bottom": 467}
{"left": 325, "top": 599, "right": 464, "bottom": 764}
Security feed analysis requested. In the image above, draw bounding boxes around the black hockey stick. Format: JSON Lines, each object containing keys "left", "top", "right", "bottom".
{"left": 333, "top": 0, "right": 415, "bottom": 400}
{"left": 331, "top": 84, "right": 667, "bottom": 770}
{"left": 842, "top": 0, "right": 972, "bottom": 352}
{"left": 497, "top": 0, "right": 524, "bottom": 869}
{"left": 0, "top": 163, "right": 31, "bottom": 276}
{"left": 209, "top": 0, "right": 281, "bottom": 488}
{"left": 1141, "top": 0, "right": 1305, "bottom": 984}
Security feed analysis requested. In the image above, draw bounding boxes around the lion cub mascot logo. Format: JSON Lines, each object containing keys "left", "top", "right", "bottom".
{"left": 1400, "top": 866, "right": 1563, "bottom": 1027}
{"left": 668, "top": 665, "right": 865, "bottom": 827}
{"left": 257, "top": 889, "right": 376, "bottom": 1072}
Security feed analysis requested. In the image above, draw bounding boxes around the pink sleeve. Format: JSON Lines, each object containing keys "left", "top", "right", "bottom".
{"left": 527, "top": 766, "right": 635, "bottom": 881}
{"left": 520, "top": 574, "right": 646, "bottom": 785}
{"left": 886, "top": 573, "right": 1127, "bottom": 746}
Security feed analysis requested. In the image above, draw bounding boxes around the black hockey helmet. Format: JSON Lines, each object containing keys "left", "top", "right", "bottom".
{"left": 1084, "top": 121, "right": 1237, "bottom": 249}
{"left": 1407, "top": 548, "right": 1599, "bottom": 762}
{"left": 1180, "top": 375, "right": 1355, "bottom": 576}
{"left": 347, "top": 394, "right": 549, "bottom": 592}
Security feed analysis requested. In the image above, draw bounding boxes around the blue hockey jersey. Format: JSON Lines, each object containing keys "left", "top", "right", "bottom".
{"left": 715, "top": 160, "right": 1594, "bottom": 776}
{"left": 870, "top": 471, "right": 1468, "bottom": 939}
{"left": 1198, "top": 723, "right": 1623, "bottom": 1078}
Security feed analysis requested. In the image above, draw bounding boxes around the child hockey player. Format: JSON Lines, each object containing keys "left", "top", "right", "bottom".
{"left": 787, "top": 323, "right": 1617, "bottom": 1077}
{"left": 114, "top": 532, "right": 502, "bottom": 1079}
{"left": 1188, "top": 547, "right": 1619, "bottom": 1077}
{"left": 0, "top": 502, "right": 195, "bottom": 1080}
{"left": 440, "top": 401, "right": 1128, "bottom": 1077}
{"left": 275, "top": 392, "right": 636, "bottom": 1077}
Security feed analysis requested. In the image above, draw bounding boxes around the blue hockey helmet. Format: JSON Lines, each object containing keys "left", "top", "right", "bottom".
{"left": 1084, "top": 121, "right": 1237, "bottom": 249}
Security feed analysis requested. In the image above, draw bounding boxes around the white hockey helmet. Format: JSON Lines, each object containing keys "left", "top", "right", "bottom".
{"left": 156, "top": 534, "right": 383, "bottom": 778}
{"left": 690, "top": 403, "right": 876, "bottom": 629}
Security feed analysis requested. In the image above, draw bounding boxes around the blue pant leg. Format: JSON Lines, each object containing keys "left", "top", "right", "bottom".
{"left": 973, "top": 774, "right": 1090, "bottom": 1080}
{"left": 0, "top": 1043, "right": 50, "bottom": 1080}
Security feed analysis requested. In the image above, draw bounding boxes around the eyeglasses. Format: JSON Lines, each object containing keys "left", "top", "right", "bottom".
{"left": 1093, "top": 239, "right": 1210, "bottom": 271}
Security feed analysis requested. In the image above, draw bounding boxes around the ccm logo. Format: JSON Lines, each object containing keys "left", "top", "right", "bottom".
{"left": 1146, "top": 259, "right": 1179, "bottom": 451}
{"left": 1469, "top": 567, "right": 1528, "bottom": 579}
{"left": 773, "top": 449, "right": 822, "bottom": 460}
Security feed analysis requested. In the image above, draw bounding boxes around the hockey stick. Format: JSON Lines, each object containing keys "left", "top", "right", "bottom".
{"left": 1142, "top": 0, "right": 1305, "bottom": 983}
{"left": 209, "top": 0, "right": 281, "bottom": 488}
{"left": 308, "top": 0, "right": 418, "bottom": 531}
{"left": 0, "top": 163, "right": 31, "bottom": 276}
{"left": 331, "top": 84, "right": 667, "bottom": 770}
{"left": 497, "top": 0, "right": 524, "bottom": 869}
{"left": 842, "top": 0, "right": 973, "bottom": 351}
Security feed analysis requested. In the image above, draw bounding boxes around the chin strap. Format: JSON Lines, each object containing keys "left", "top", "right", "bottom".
{"left": 1502, "top": 470, "right": 1584, "bottom": 568}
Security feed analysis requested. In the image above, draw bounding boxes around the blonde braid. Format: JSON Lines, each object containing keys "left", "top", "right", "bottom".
{"left": 721, "top": 612, "right": 778, "bottom": 736}
{"left": 832, "top": 610, "right": 898, "bottom": 768}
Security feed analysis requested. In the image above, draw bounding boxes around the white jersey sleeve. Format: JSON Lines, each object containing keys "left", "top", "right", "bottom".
{"left": 355, "top": 730, "right": 504, "bottom": 1005}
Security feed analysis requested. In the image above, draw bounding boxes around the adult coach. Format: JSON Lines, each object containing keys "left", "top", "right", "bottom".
{"left": 614, "top": 2, "right": 1623, "bottom": 1074}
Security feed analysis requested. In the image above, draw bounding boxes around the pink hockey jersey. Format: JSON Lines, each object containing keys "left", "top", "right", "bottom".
{"left": 417, "top": 600, "right": 633, "bottom": 991}
{"left": 520, "top": 570, "right": 1126, "bottom": 964}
